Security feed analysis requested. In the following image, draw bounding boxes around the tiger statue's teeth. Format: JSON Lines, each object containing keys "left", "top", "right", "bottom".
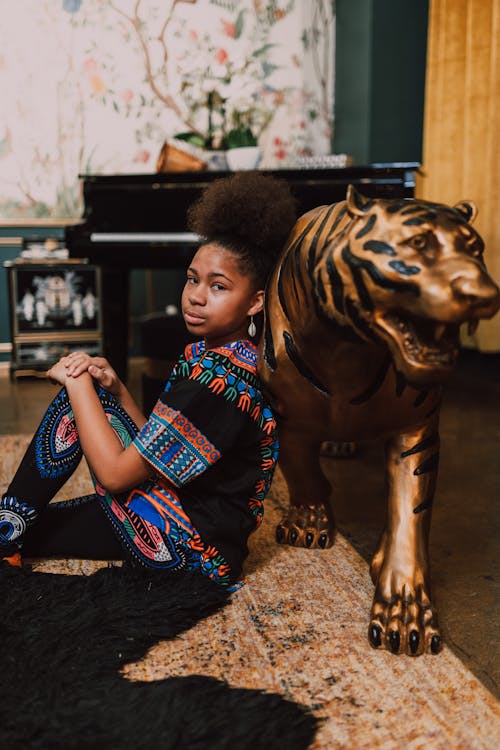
{"left": 434, "top": 324, "right": 447, "bottom": 342}
{"left": 467, "top": 319, "right": 479, "bottom": 335}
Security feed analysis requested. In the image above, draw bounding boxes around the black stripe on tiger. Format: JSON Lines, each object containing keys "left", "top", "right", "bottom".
{"left": 282, "top": 331, "right": 331, "bottom": 396}
{"left": 325, "top": 253, "right": 345, "bottom": 315}
{"left": 424, "top": 399, "right": 441, "bottom": 419}
{"left": 282, "top": 244, "right": 301, "bottom": 308}
{"left": 288, "top": 215, "right": 318, "bottom": 259}
{"left": 263, "top": 293, "right": 276, "bottom": 371}
{"left": 286, "top": 216, "right": 317, "bottom": 257}
{"left": 344, "top": 297, "right": 378, "bottom": 342}
{"left": 413, "top": 389, "right": 430, "bottom": 407}
{"left": 400, "top": 432, "right": 439, "bottom": 458}
{"left": 414, "top": 452, "right": 440, "bottom": 476}
{"left": 341, "top": 243, "right": 374, "bottom": 311}
{"left": 342, "top": 244, "right": 421, "bottom": 298}
{"left": 316, "top": 268, "right": 327, "bottom": 305}
{"left": 448, "top": 210, "right": 470, "bottom": 224}
{"left": 264, "top": 216, "right": 316, "bottom": 370}
{"left": 403, "top": 213, "right": 436, "bottom": 226}
{"left": 276, "top": 218, "right": 317, "bottom": 320}
{"left": 401, "top": 204, "right": 426, "bottom": 215}
{"left": 326, "top": 205, "right": 348, "bottom": 240}
{"left": 350, "top": 353, "right": 391, "bottom": 405}
{"left": 363, "top": 240, "right": 396, "bottom": 256}
{"left": 306, "top": 205, "right": 339, "bottom": 281}
{"left": 311, "top": 275, "right": 347, "bottom": 334}
{"left": 386, "top": 200, "right": 407, "bottom": 213}
{"left": 293, "top": 235, "right": 309, "bottom": 302}
{"left": 350, "top": 190, "right": 375, "bottom": 212}
{"left": 389, "top": 260, "right": 421, "bottom": 276}
{"left": 355, "top": 213, "right": 377, "bottom": 239}
{"left": 413, "top": 499, "right": 433, "bottom": 514}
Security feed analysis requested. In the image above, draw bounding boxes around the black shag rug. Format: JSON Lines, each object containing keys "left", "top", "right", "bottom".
{"left": 0, "top": 564, "right": 318, "bottom": 750}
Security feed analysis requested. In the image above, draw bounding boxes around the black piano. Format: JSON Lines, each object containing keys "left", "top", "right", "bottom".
{"left": 66, "top": 163, "right": 419, "bottom": 380}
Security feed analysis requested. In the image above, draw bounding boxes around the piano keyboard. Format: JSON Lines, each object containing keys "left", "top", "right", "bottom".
{"left": 90, "top": 232, "right": 201, "bottom": 243}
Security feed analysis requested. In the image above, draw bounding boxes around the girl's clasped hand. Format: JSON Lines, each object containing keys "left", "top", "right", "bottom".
{"left": 47, "top": 352, "right": 121, "bottom": 395}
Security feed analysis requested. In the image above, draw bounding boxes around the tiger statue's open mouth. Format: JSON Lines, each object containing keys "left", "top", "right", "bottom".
{"left": 374, "top": 312, "right": 471, "bottom": 379}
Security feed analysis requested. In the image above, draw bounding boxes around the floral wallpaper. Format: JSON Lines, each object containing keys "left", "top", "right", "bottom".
{"left": 0, "top": 0, "right": 334, "bottom": 219}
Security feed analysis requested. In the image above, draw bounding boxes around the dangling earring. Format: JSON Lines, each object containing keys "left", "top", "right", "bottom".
{"left": 248, "top": 315, "right": 257, "bottom": 338}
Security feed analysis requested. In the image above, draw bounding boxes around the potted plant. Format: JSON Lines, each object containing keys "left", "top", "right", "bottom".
{"left": 173, "top": 89, "right": 229, "bottom": 170}
{"left": 225, "top": 110, "right": 262, "bottom": 171}
{"left": 162, "top": 83, "right": 272, "bottom": 172}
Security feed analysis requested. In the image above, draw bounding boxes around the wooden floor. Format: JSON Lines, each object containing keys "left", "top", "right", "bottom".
{"left": 0, "top": 352, "right": 498, "bottom": 700}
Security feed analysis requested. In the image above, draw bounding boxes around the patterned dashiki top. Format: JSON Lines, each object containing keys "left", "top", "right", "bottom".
{"left": 131, "top": 339, "right": 279, "bottom": 581}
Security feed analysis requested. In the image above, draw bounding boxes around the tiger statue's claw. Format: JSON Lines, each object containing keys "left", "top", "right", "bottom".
{"left": 276, "top": 504, "right": 334, "bottom": 549}
{"left": 321, "top": 441, "right": 357, "bottom": 458}
{"left": 368, "top": 582, "right": 441, "bottom": 656}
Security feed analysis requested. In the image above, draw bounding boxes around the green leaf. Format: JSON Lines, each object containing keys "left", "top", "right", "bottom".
{"left": 234, "top": 10, "right": 245, "bottom": 39}
{"left": 252, "top": 43, "right": 275, "bottom": 58}
{"left": 226, "top": 127, "right": 257, "bottom": 148}
{"left": 174, "top": 132, "right": 206, "bottom": 148}
{"left": 262, "top": 62, "right": 279, "bottom": 78}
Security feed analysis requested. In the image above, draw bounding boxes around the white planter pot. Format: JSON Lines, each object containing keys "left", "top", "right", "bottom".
{"left": 205, "top": 151, "right": 228, "bottom": 171}
{"left": 226, "top": 146, "right": 261, "bottom": 171}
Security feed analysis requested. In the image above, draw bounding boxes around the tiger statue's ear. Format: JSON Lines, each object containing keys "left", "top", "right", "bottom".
{"left": 346, "top": 184, "right": 372, "bottom": 217}
{"left": 453, "top": 200, "right": 477, "bottom": 223}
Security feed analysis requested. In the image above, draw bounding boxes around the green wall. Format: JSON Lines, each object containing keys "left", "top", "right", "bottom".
{"left": 333, "top": 0, "right": 429, "bottom": 164}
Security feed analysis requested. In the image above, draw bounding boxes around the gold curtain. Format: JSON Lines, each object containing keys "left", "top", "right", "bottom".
{"left": 417, "top": 0, "right": 500, "bottom": 351}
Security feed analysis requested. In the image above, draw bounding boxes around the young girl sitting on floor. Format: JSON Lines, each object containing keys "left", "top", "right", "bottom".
{"left": 0, "top": 172, "right": 296, "bottom": 589}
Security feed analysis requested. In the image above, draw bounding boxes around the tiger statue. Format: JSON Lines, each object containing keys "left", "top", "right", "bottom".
{"left": 258, "top": 186, "right": 500, "bottom": 657}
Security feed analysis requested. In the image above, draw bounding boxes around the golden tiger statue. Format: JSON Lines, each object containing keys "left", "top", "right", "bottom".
{"left": 259, "top": 186, "right": 500, "bottom": 656}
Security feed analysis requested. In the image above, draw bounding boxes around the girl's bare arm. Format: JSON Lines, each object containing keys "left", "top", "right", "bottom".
{"left": 64, "top": 352, "right": 147, "bottom": 430}
{"left": 64, "top": 372, "right": 152, "bottom": 493}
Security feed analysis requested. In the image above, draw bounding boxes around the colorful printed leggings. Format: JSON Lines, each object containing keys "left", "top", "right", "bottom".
{"left": 0, "top": 387, "right": 130, "bottom": 559}
{"left": 0, "top": 386, "right": 233, "bottom": 587}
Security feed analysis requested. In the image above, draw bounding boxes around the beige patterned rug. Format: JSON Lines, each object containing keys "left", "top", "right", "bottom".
{"left": 1, "top": 435, "right": 499, "bottom": 749}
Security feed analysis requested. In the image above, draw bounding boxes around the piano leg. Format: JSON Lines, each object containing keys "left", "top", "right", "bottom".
{"left": 100, "top": 267, "right": 130, "bottom": 382}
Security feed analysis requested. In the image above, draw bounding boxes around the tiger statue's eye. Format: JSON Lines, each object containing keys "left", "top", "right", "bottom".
{"left": 408, "top": 234, "right": 428, "bottom": 250}
{"left": 469, "top": 241, "right": 483, "bottom": 259}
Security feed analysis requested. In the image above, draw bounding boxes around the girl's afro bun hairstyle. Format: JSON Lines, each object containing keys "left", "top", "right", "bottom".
{"left": 187, "top": 171, "right": 297, "bottom": 287}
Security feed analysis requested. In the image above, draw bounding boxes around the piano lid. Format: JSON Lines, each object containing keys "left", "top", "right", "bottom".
{"left": 75, "top": 163, "right": 420, "bottom": 233}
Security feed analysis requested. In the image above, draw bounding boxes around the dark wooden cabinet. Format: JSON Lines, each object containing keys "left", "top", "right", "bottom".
{"left": 5, "top": 258, "right": 102, "bottom": 378}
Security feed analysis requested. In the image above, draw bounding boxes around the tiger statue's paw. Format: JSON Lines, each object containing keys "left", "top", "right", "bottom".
{"left": 368, "top": 582, "right": 441, "bottom": 656}
{"left": 321, "top": 441, "right": 357, "bottom": 458}
{"left": 275, "top": 503, "right": 334, "bottom": 549}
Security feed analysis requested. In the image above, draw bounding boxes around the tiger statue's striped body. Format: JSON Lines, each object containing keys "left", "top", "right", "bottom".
{"left": 259, "top": 186, "right": 500, "bottom": 656}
